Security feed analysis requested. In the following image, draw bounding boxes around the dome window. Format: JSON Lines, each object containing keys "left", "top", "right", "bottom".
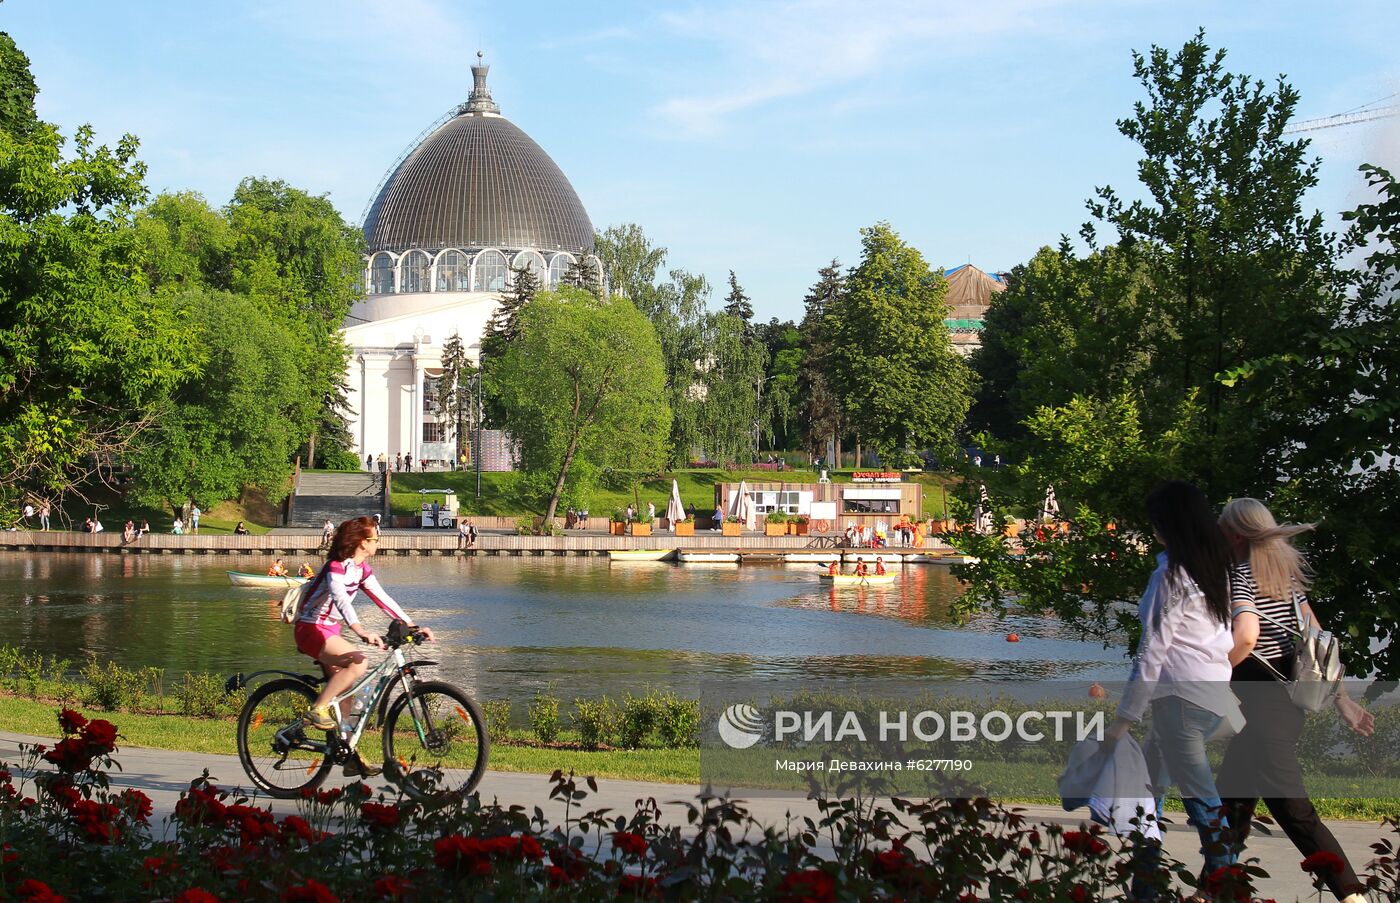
{"left": 369, "top": 253, "right": 397, "bottom": 295}
{"left": 435, "top": 249, "right": 471, "bottom": 292}
{"left": 548, "top": 253, "right": 574, "bottom": 289}
{"left": 474, "top": 249, "right": 507, "bottom": 292}
{"left": 401, "top": 250, "right": 431, "bottom": 294}
{"left": 512, "top": 250, "right": 546, "bottom": 286}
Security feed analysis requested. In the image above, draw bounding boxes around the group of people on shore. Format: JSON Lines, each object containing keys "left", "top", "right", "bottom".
{"left": 1107, "top": 482, "right": 1372, "bottom": 902}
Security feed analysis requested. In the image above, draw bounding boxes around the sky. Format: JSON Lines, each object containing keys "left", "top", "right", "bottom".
{"left": 4, "top": 0, "right": 1398, "bottom": 321}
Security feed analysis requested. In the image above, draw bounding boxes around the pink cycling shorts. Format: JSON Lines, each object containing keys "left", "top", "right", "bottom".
{"left": 294, "top": 621, "right": 341, "bottom": 660}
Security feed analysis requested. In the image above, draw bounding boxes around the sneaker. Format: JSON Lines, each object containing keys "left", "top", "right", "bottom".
{"left": 343, "top": 752, "right": 382, "bottom": 778}
{"left": 302, "top": 706, "right": 336, "bottom": 731}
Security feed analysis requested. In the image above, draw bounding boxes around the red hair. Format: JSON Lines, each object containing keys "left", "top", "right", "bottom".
{"left": 327, "top": 516, "right": 378, "bottom": 563}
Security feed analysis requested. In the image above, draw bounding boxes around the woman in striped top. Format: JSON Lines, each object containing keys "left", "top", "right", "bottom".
{"left": 295, "top": 516, "right": 436, "bottom": 777}
{"left": 1216, "top": 498, "right": 1372, "bottom": 903}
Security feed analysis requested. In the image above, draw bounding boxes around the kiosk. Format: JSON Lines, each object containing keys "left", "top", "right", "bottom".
{"left": 418, "top": 489, "right": 459, "bottom": 528}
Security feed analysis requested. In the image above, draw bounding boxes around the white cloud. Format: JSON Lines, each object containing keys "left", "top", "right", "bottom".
{"left": 649, "top": 0, "right": 1082, "bottom": 136}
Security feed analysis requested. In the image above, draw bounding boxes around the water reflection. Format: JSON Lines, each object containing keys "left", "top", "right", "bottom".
{"left": 0, "top": 553, "right": 1128, "bottom": 701}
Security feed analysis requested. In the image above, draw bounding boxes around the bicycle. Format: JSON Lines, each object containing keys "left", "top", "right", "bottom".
{"left": 234, "top": 622, "right": 489, "bottom": 802}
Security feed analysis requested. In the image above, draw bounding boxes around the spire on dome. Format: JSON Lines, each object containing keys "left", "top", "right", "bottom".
{"left": 462, "top": 51, "right": 501, "bottom": 115}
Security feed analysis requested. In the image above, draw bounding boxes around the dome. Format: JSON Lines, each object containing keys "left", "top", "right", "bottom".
{"left": 363, "top": 61, "right": 594, "bottom": 256}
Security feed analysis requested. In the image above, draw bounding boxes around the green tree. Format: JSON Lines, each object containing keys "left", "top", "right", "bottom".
{"left": 125, "top": 290, "right": 310, "bottom": 509}
{"left": 0, "top": 31, "right": 38, "bottom": 137}
{"left": 825, "top": 223, "right": 972, "bottom": 468}
{"left": 697, "top": 312, "right": 768, "bottom": 465}
{"left": 487, "top": 288, "right": 669, "bottom": 522}
{"left": 564, "top": 253, "right": 601, "bottom": 298}
{"left": 0, "top": 107, "right": 196, "bottom": 517}
{"left": 754, "top": 317, "right": 801, "bottom": 451}
{"left": 594, "top": 223, "right": 667, "bottom": 300}
{"left": 436, "top": 331, "right": 477, "bottom": 465}
{"left": 797, "top": 260, "right": 844, "bottom": 463}
{"left": 722, "top": 270, "right": 754, "bottom": 324}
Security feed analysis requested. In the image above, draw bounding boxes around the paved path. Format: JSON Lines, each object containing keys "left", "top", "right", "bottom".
{"left": 0, "top": 731, "right": 1381, "bottom": 900}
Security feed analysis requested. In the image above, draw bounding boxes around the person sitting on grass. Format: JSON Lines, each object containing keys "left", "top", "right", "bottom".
{"left": 292, "top": 516, "right": 435, "bottom": 778}
{"left": 234, "top": 521, "right": 250, "bottom": 535}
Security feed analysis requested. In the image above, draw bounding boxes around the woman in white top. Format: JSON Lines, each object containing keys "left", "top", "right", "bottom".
{"left": 1105, "top": 481, "right": 1239, "bottom": 900}
{"left": 1217, "top": 499, "right": 1372, "bottom": 903}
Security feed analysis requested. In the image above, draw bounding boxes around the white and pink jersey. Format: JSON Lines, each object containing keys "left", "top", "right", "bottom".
{"left": 296, "top": 559, "right": 409, "bottom": 628}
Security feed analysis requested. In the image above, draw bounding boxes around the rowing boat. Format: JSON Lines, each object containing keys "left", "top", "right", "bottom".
{"left": 783, "top": 552, "right": 841, "bottom": 563}
{"left": 607, "top": 549, "right": 676, "bottom": 562}
{"left": 227, "top": 571, "right": 308, "bottom": 588}
{"left": 818, "top": 573, "right": 897, "bottom": 586}
{"left": 678, "top": 551, "right": 739, "bottom": 563}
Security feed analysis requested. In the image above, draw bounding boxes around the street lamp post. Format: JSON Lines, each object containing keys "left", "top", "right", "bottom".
{"left": 474, "top": 370, "right": 483, "bottom": 500}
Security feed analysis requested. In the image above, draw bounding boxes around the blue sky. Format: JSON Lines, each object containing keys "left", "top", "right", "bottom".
{"left": 5, "top": 0, "right": 1398, "bottom": 321}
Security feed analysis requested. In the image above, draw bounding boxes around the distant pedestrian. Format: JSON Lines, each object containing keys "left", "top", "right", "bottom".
{"left": 395, "top": 453, "right": 403, "bottom": 472}
{"left": 139, "top": 519, "right": 150, "bottom": 536}
{"left": 625, "top": 504, "right": 634, "bottom": 522}
{"left": 405, "top": 456, "right": 413, "bottom": 473}
{"left": 430, "top": 500, "right": 440, "bottom": 526}
{"left": 172, "top": 517, "right": 183, "bottom": 535}
{"left": 21, "top": 503, "right": 33, "bottom": 528}
{"left": 578, "top": 507, "right": 588, "bottom": 529}
{"left": 321, "top": 518, "right": 335, "bottom": 548}
{"left": 366, "top": 454, "right": 373, "bottom": 471}
{"left": 973, "top": 455, "right": 982, "bottom": 468}
{"left": 122, "top": 520, "right": 136, "bottom": 542}
{"left": 459, "top": 452, "right": 468, "bottom": 471}
{"left": 647, "top": 501, "right": 656, "bottom": 521}
{"left": 712, "top": 505, "right": 723, "bottom": 531}
{"left": 91, "top": 519, "right": 103, "bottom": 534}
{"left": 39, "top": 504, "right": 50, "bottom": 532}
{"left": 377, "top": 453, "right": 387, "bottom": 474}
{"left": 190, "top": 504, "right": 201, "bottom": 534}
{"left": 457, "top": 518, "right": 473, "bottom": 549}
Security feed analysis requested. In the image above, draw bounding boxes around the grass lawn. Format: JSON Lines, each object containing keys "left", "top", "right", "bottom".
{"left": 0, "top": 695, "right": 699, "bottom": 784}
{"left": 389, "top": 469, "right": 957, "bottom": 519}
{"left": 48, "top": 483, "right": 279, "bottom": 535}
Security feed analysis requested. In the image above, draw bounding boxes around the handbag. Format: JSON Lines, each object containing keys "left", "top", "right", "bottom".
{"left": 1233, "top": 590, "right": 1343, "bottom": 712}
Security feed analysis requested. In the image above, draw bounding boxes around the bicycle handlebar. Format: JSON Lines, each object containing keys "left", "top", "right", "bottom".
{"left": 382, "top": 620, "right": 427, "bottom": 648}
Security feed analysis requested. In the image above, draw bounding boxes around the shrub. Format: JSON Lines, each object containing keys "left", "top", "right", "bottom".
{"left": 766, "top": 511, "right": 788, "bottom": 524}
{"left": 528, "top": 690, "right": 561, "bottom": 744}
{"left": 319, "top": 449, "right": 363, "bottom": 472}
{"left": 725, "top": 515, "right": 741, "bottom": 524}
{"left": 176, "top": 671, "right": 232, "bottom": 718}
{"left": 481, "top": 699, "right": 512, "bottom": 739}
{"left": 655, "top": 691, "right": 700, "bottom": 748}
{"left": 610, "top": 509, "right": 626, "bottom": 523}
{"left": 619, "top": 691, "right": 663, "bottom": 749}
{"left": 79, "top": 657, "right": 147, "bottom": 711}
{"left": 573, "top": 696, "right": 620, "bottom": 749}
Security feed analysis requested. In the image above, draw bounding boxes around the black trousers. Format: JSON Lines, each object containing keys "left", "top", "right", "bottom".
{"left": 1217, "top": 659, "right": 1362, "bottom": 899}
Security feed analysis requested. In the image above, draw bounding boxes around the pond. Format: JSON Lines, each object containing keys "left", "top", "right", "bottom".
{"left": 0, "top": 553, "right": 1128, "bottom": 702}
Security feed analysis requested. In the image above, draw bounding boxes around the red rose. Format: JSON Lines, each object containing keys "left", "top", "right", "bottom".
{"left": 361, "top": 802, "right": 402, "bottom": 830}
{"left": 81, "top": 719, "right": 118, "bottom": 753}
{"left": 545, "top": 866, "right": 572, "bottom": 886}
{"left": 518, "top": 834, "right": 544, "bottom": 860}
{"left": 1061, "top": 830, "right": 1109, "bottom": 856}
{"left": 47, "top": 781, "right": 80, "bottom": 811}
{"left": 434, "top": 834, "right": 491, "bottom": 876}
{"left": 143, "top": 856, "right": 180, "bottom": 877}
{"left": 171, "top": 891, "right": 220, "bottom": 903}
{"left": 280, "top": 879, "right": 340, "bottom": 903}
{"left": 315, "top": 787, "right": 343, "bottom": 806}
{"left": 373, "top": 874, "right": 411, "bottom": 900}
{"left": 549, "top": 846, "right": 589, "bottom": 881}
{"left": 871, "top": 848, "right": 909, "bottom": 876}
{"left": 120, "top": 788, "right": 153, "bottom": 823}
{"left": 282, "top": 815, "right": 321, "bottom": 844}
{"left": 618, "top": 874, "right": 659, "bottom": 898}
{"left": 612, "top": 830, "right": 648, "bottom": 857}
{"left": 42, "top": 738, "right": 94, "bottom": 773}
{"left": 16, "top": 879, "right": 66, "bottom": 903}
{"left": 1069, "top": 886, "right": 1089, "bottom": 903}
{"left": 57, "top": 709, "right": 87, "bottom": 735}
{"left": 1300, "top": 851, "right": 1346, "bottom": 874}
{"left": 776, "top": 869, "right": 836, "bottom": 903}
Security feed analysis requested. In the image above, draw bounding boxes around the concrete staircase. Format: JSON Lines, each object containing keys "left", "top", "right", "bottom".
{"left": 289, "top": 471, "right": 384, "bottom": 528}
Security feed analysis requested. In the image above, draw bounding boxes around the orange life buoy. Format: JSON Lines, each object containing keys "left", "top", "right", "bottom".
{"left": 811, "top": 519, "right": 830, "bottom": 533}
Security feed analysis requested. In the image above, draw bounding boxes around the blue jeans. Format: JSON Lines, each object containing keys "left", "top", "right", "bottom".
{"left": 1131, "top": 696, "right": 1235, "bottom": 901}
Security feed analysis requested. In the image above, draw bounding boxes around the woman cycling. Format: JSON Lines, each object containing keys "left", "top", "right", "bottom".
{"left": 295, "top": 516, "right": 435, "bottom": 777}
{"left": 1216, "top": 498, "right": 1372, "bottom": 903}
{"left": 1104, "top": 481, "right": 1241, "bottom": 901}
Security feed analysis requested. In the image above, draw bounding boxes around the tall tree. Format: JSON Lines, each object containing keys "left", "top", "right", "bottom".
{"left": 487, "top": 288, "right": 669, "bottom": 523}
{"left": 824, "top": 223, "right": 972, "bottom": 468}
{"left": 594, "top": 223, "right": 667, "bottom": 301}
{"left": 696, "top": 312, "right": 769, "bottom": 465}
{"left": 754, "top": 317, "right": 801, "bottom": 450}
{"left": 564, "top": 253, "right": 602, "bottom": 298}
{"left": 0, "top": 74, "right": 196, "bottom": 517}
{"left": 436, "top": 331, "right": 477, "bottom": 465}
{"left": 0, "top": 31, "right": 38, "bottom": 137}
{"left": 797, "top": 260, "right": 844, "bottom": 463}
{"left": 481, "top": 262, "right": 539, "bottom": 362}
{"left": 722, "top": 270, "right": 754, "bottom": 324}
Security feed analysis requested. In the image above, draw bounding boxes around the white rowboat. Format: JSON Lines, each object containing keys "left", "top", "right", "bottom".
{"left": 783, "top": 552, "right": 841, "bottom": 563}
{"left": 227, "top": 571, "right": 308, "bottom": 588}
{"left": 607, "top": 549, "right": 676, "bottom": 562}
{"left": 678, "top": 551, "right": 740, "bottom": 563}
{"left": 819, "top": 573, "right": 897, "bottom": 586}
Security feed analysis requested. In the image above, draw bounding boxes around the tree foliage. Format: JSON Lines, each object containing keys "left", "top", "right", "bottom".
{"left": 436, "top": 331, "right": 477, "bottom": 463}
{"left": 0, "top": 105, "right": 196, "bottom": 517}
{"left": 824, "top": 223, "right": 972, "bottom": 468}
{"left": 797, "top": 260, "right": 844, "bottom": 461}
{"left": 695, "top": 312, "right": 768, "bottom": 465}
{"left": 722, "top": 270, "right": 754, "bottom": 323}
{"left": 486, "top": 288, "right": 669, "bottom": 521}
{"left": 0, "top": 31, "right": 37, "bottom": 137}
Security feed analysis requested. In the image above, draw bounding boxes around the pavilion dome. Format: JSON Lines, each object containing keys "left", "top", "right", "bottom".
{"left": 362, "top": 58, "right": 594, "bottom": 256}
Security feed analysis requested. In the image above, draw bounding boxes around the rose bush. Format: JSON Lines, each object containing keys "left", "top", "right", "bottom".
{"left": 0, "top": 710, "right": 1396, "bottom": 901}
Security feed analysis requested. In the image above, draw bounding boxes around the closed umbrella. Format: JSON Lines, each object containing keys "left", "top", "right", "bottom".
{"left": 975, "top": 484, "right": 995, "bottom": 534}
{"left": 742, "top": 491, "right": 757, "bottom": 532}
{"left": 666, "top": 479, "right": 685, "bottom": 533}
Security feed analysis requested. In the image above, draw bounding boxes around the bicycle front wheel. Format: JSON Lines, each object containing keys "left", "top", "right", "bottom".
{"left": 382, "top": 680, "right": 489, "bottom": 802}
{"left": 237, "top": 677, "right": 333, "bottom": 798}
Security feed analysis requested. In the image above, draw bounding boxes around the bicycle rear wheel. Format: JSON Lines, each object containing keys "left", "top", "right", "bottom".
{"left": 237, "top": 677, "right": 333, "bottom": 798}
{"left": 382, "top": 680, "right": 489, "bottom": 802}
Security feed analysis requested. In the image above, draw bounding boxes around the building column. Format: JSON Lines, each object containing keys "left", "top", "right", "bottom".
{"left": 411, "top": 353, "right": 424, "bottom": 468}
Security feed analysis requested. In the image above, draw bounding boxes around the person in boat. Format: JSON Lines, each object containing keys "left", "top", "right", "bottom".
{"left": 827, "top": 561, "right": 839, "bottom": 576}
{"left": 854, "top": 558, "right": 868, "bottom": 577}
{"left": 293, "top": 516, "right": 436, "bottom": 778}
{"left": 875, "top": 557, "right": 887, "bottom": 576}
{"left": 298, "top": 562, "right": 316, "bottom": 579}
{"left": 267, "top": 559, "right": 289, "bottom": 577}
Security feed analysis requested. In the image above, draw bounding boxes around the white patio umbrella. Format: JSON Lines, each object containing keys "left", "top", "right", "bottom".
{"left": 666, "top": 478, "right": 685, "bottom": 532}
{"left": 974, "top": 484, "right": 995, "bottom": 534}
{"left": 1041, "top": 484, "right": 1061, "bottom": 521}
{"left": 731, "top": 480, "right": 756, "bottom": 531}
